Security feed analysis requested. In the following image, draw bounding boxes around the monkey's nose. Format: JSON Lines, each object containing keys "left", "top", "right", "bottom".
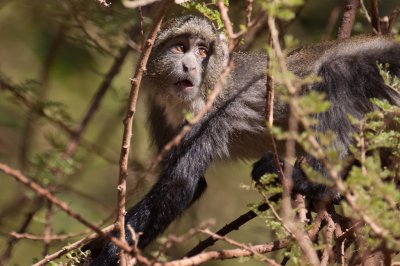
{"left": 183, "top": 62, "right": 196, "bottom": 72}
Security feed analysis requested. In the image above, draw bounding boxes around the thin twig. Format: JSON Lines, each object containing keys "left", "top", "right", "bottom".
{"left": 185, "top": 202, "right": 273, "bottom": 257}
{"left": 115, "top": 1, "right": 172, "bottom": 264}
{"left": 162, "top": 238, "right": 291, "bottom": 266}
{"left": 359, "top": 0, "right": 372, "bottom": 23}
{"left": 199, "top": 228, "right": 281, "bottom": 266}
{"left": 320, "top": 212, "right": 335, "bottom": 266}
{"left": 32, "top": 225, "right": 114, "bottom": 266}
{"left": 9, "top": 231, "right": 87, "bottom": 241}
{"left": 42, "top": 201, "right": 53, "bottom": 256}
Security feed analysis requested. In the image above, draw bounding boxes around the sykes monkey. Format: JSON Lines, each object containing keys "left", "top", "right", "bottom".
{"left": 87, "top": 15, "right": 400, "bottom": 265}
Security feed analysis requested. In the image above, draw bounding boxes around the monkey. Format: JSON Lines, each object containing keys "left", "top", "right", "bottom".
{"left": 85, "top": 15, "right": 400, "bottom": 265}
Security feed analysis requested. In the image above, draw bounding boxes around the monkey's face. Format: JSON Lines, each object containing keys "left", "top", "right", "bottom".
{"left": 149, "top": 35, "right": 211, "bottom": 101}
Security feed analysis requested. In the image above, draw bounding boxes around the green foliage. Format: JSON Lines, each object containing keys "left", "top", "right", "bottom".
{"left": 344, "top": 86, "right": 400, "bottom": 248}
{"left": 42, "top": 101, "right": 74, "bottom": 125}
{"left": 29, "top": 151, "right": 79, "bottom": 185}
{"left": 183, "top": 110, "right": 195, "bottom": 123}
{"left": 259, "top": 0, "right": 304, "bottom": 21}
{"left": 181, "top": 1, "right": 225, "bottom": 29}
{"left": 253, "top": 172, "right": 282, "bottom": 197}
{"left": 264, "top": 26, "right": 400, "bottom": 258}
{"left": 63, "top": 248, "right": 91, "bottom": 265}
{"left": 378, "top": 63, "right": 400, "bottom": 93}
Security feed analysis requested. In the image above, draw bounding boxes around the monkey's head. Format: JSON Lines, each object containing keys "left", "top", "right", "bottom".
{"left": 145, "top": 15, "right": 228, "bottom": 102}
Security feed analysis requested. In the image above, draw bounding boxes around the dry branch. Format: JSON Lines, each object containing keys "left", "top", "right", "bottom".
{"left": 115, "top": 1, "right": 172, "bottom": 264}
{"left": 337, "top": 0, "right": 359, "bottom": 39}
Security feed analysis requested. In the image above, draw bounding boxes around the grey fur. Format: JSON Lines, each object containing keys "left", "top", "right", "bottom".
{"left": 86, "top": 16, "right": 400, "bottom": 266}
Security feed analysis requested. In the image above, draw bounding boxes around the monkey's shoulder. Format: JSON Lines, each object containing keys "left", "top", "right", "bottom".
{"left": 226, "top": 52, "right": 267, "bottom": 93}
{"left": 232, "top": 51, "right": 267, "bottom": 72}
{"left": 287, "top": 35, "right": 400, "bottom": 76}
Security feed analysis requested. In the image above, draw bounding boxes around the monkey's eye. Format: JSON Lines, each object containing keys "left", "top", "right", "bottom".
{"left": 173, "top": 44, "right": 185, "bottom": 53}
{"left": 197, "top": 47, "right": 208, "bottom": 58}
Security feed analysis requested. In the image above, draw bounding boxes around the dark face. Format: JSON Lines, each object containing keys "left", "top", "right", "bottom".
{"left": 152, "top": 35, "right": 211, "bottom": 101}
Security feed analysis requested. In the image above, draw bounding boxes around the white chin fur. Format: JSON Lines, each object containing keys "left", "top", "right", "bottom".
{"left": 155, "top": 91, "right": 205, "bottom": 130}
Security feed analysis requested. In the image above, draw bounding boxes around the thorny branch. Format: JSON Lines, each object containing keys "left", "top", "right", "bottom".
{"left": 115, "top": 0, "right": 172, "bottom": 264}
{"left": 267, "top": 11, "right": 320, "bottom": 266}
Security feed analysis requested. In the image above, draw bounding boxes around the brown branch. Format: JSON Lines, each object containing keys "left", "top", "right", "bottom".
{"left": 161, "top": 238, "right": 291, "bottom": 266}
{"left": 320, "top": 212, "right": 335, "bottom": 266}
{"left": 42, "top": 201, "right": 54, "bottom": 256}
{"left": 115, "top": 1, "right": 172, "bottom": 264}
{"left": 370, "top": 0, "right": 381, "bottom": 34}
{"left": 199, "top": 229, "right": 281, "bottom": 266}
{"left": 151, "top": 220, "right": 215, "bottom": 264}
{"left": 185, "top": 202, "right": 274, "bottom": 257}
{"left": 9, "top": 231, "right": 87, "bottom": 241}
{"left": 265, "top": 32, "right": 288, "bottom": 197}
{"left": 32, "top": 225, "right": 114, "bottom": 266}
{"left": 337, "top": 0, "right": 359, "bottom": 39}
{"left": 1, "top": 28, "right": 134, "bottom": 259}
{"left": 246, "top": 0, "right": 253, "bottom": 27}
{"left": 0, "top": 163, "right": 132, "bottom": 254}
{"left": 267, "top": 12, "right": 320, "bottom": 265}
{"left": 359, "top": 0, "right": 372, "bottom": 23}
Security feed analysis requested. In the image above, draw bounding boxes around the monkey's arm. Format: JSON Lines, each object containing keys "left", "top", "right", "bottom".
{"left": 88, "top": 102, "right": 243, "bottom": 265}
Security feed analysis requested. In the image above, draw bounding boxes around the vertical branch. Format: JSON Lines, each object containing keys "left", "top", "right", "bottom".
{"left": 370, "top": 0, "right": 381, "bottom": 34}
{"left": 267, "top": 11, "right": 320, "bottom": 266}
{"left": 337, "top": 0, "right": 359, "bottom": 39}
{"left": 246, "top": 0, "right": 253, "bottom": 27}
{"left": 42, "top": 201, "right": 53, "bottom": 256}
{"left": 115, "top": 0, "right": 172, "bottom": 264}
{"left": 265, "top": 32, "right": 288, "bottom": 192}
{"left": 267, "top": 15, "right": 294, "bottom": 215}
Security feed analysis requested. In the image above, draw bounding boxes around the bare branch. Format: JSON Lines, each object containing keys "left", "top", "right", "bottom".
{"left": 337, "top": 0, "right": 360, "bottom": 39}
{"left": 32, "top": 225, "right": 114, "bottom": 266}
{"left": 115, "top": 1, "right": 172, "bottom": 264}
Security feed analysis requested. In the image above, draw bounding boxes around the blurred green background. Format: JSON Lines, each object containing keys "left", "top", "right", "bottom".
{"left": 0, "top": 0, "right": 398, "bottom": 265}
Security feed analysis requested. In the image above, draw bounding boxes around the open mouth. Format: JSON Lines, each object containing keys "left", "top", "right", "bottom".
{"left": 175, "top": 79, "right": 194, "bottom": 88}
